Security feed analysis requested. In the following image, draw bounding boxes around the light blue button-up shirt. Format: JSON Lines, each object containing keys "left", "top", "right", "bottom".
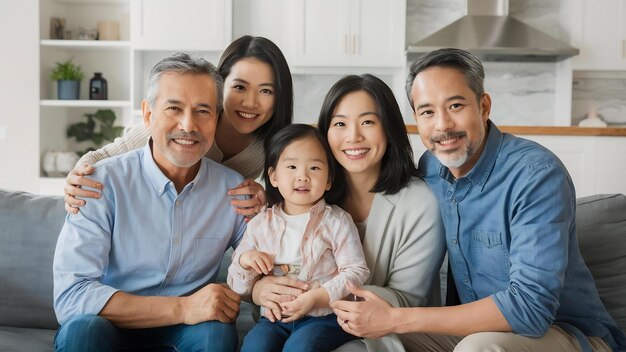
{"left": 53, "top": 142, "right": 247, "bottom": 325}
{"left": 419, "top": 121, "right": 626, "bottom": 351}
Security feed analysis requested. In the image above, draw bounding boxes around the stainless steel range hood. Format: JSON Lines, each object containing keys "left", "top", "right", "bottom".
{"left": 407, "top": 0, "right": 579, "bottom": 62}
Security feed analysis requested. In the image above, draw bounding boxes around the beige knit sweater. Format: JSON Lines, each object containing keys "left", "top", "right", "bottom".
{"left": 77, "top": 123, "right": 265, "bottom": 180}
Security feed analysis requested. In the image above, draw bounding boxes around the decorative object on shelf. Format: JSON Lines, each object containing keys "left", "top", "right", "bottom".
{"left": 67, "top": 109, "right": 124, "bottom": 156}
{"left": 77, "top": 27, "right": 98, "bottom": 40}
{"left": 42, "top": 150, "right": 58, "bottom": 177}
{"left": 98, "top": 21, "right": 120, "bottom": 41}
{"left": 50, "top": 59, "right": 84, "bottom": 100}
{"left": 41, "top": 151, "right": 79, "bottom": 177}
{"left": 579, "top": 105, "right": 608, "bottom": 128}
{"left": 89, "top": 72, "right": 108, "bottom": 100}
{"left": 49, "top": 17, "right": 65, "bottom": 39}
{"left": 56, "top": 151, "right": 80, "bottom": 175}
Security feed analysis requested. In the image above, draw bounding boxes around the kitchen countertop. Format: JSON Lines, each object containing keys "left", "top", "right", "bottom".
{"left": 405, "top": 125, "right": 626, "bottom": 136}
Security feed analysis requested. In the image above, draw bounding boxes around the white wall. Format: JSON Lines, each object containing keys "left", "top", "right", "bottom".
{"left": 0, "top": 0, "right": 39, "bottom": 193}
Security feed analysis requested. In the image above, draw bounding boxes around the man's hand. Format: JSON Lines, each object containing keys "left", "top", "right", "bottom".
{"left": 330, "top": 285, "right": 395, "bottom": 339}
{"left": 252, "top": 275, "right": 309, "bottom": 322}
{"left": 64, "top": 163, "right": 102, "bottom": 214}
{"left": 181, "top": 283, "right": 241, "bottom": 324}
{"left": 240, "top": 250, "right": 274, "bottom": 275}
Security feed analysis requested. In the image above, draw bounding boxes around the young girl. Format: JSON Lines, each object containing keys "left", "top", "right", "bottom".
{"left": 227, "top": 124, "right": 369, "bottom": 352}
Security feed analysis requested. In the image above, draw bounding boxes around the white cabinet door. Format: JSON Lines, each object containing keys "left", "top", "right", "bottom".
{"left": 592, "top": 137, "right": 626, "bottom": 196}
{"left": 571, "top": 0, "right": 626, "bottom": 70}
{"left": 292, "top": 0, "right": 405, "bottom": 67}
{"left": 349, "top": 0, "right": 405, "bottom": 67}
{"left": 293, "top": 0, "right": 351, "bottom": 66}
{"left": 233, "top": 0, "right": 294, "bottom": 62}
{"left": 522, "top": 135, "right": 626, "bottom": 198}
{"left": 132, "top": 0, "right": 232, "bottom": 51}
{"left": 525, "top": 135, "right": 597, "bottom": 197}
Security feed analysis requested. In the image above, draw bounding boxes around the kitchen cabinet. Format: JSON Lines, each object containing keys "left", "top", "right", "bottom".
{"left": 233, "top": 0, "right": 291, "bottom": 53}
{"left": 569, "top": 0, "right": 626, "bottom": 71}
{"left": 131, "top": 0, "right": 232, "bottom": 51}
{"left": 506, "top": 134, "right": 626, "bottom": 198}
{"left": 291, "top": 0, "right": 405, "bottom": 67}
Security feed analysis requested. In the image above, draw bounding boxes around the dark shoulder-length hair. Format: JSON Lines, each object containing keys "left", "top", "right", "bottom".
{"left": 263, "top": 124, "right": 338, "bottom": 207}
{"left": 317, "top": 74, "right": 417, "bottom": 203}
{"left": 218, "top": 35, "right": 293, "bottom": 140}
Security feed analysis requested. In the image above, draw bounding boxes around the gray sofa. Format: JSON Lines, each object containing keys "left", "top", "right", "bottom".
{"left": 0, "top": 188, "right": 625, "bottom": 351}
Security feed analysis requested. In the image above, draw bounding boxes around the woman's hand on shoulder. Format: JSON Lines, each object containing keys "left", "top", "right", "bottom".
{"left": 228, "top": 179, "right": 266, "bottom": 221}
{"left": 63, "top": 163, "right": 102, "bottom": 214}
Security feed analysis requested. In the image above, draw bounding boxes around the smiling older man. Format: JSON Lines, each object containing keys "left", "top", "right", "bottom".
{"left": 53, "top": 53, "right": 247, "bottom": 352}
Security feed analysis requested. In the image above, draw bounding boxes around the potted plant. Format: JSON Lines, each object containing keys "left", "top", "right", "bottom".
{"left": 50, "top": 59, "right": 84, "bottom": 100}
{"left": 67, "top": 109, "right": 124, "bottom": 156}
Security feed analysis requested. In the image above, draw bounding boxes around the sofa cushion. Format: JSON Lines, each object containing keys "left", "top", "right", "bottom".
{"left": 0, "top": 326, "right": 55, "bottom": 351}
{"left": 576, "top": 194, "right": 626, "bottom": 332}
{"left": 0, "top": 189, "right": 65, "bottom": 330}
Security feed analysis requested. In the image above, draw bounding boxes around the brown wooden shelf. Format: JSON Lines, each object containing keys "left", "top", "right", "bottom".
{"left": 405, "top": 125, "right": 626, "bottom": 136}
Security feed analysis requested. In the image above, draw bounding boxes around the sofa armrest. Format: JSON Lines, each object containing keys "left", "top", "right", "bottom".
{"left": 576, "top": 194, "right": 626, "bottom": 333}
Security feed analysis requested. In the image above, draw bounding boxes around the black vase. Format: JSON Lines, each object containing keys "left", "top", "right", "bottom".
{"left": 57, "top": 80, "right": 80, "bottom": 100}
{"left": 89, "top": 72, "right": 108, "bottom": 100}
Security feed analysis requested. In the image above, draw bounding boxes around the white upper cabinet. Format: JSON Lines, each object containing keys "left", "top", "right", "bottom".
{"left": 569, "top": 0, "right": 626, "bottom": 70}
{"left": 131, "top": 0, "right": 232, "bottom": 51}
{"left": 292, "top": 0, "right": 405, "bottom": 67}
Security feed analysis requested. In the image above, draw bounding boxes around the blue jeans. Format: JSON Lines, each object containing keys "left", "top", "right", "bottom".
{"left": 241, "top": 314, "right": 358, "bottom": 352}
{"left": 54, "top": 314, "right": 237, "bottom": 352}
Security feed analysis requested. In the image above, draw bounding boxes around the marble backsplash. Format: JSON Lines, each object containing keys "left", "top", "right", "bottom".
{"left": 572, "top": 76, "right": 626, "bottom": 126}
{"left": 292, "top": 74, "right": 395, "bottom": 124}
{"left": 291, "top": 66, "right": 556, "bottom": 126}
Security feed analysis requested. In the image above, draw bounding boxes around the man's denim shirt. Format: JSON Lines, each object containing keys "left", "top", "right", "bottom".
{"left": 419, "top": 121, "right": 626, "bottom": 351}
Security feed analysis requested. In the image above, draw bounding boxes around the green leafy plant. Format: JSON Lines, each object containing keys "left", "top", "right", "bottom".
{"left": 67, "top": 109, "right": 124, "bottom": 156}
{"left": 49, "top": 58, "right": 84, "bottom": 81}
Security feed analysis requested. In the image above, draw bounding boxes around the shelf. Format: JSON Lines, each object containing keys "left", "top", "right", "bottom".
{"left": 40, "top": 40, "right": 130, "bottom": 50}
{"left": 51, "top": 0, "right": 128, "bottom": 4}
{"left": 40, "top": 100, "right": 131, "bottom": 108}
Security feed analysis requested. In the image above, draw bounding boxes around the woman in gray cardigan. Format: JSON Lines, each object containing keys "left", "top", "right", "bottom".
{"left": 253, "top": 74, "right": 446, "bottom": 351}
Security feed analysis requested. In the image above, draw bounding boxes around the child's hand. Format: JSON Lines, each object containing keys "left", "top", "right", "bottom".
{"left": 239, "top": 250, "right": 274, "bottom": 275}
{"left": 263, "top": 307, "right": 283, "bottom": 323}
{"left": 280, "top": 288, "right": 328, "bottom": 323}
{"left": 280, "top": 292, "right": 315, "bottom": 322}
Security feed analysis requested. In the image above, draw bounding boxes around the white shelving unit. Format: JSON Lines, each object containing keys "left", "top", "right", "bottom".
{"left": 37, "top": 0, "right": 233, "bottom": 194}
{"left": 39, "top": 0, "right": 132, "bottom": 193}
{"left": 40, "top": 39, "right": 131, "bottom": 49}
{"left": 40, "top": 100, "right": 131, "bottom": 108}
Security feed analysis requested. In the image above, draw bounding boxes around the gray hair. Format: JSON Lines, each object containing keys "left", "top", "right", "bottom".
{"left": 405, "top": 48, "right": 485, "bottom": 110}
{"left": 146, "top": 52, "right": 224, "bottom": 113}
